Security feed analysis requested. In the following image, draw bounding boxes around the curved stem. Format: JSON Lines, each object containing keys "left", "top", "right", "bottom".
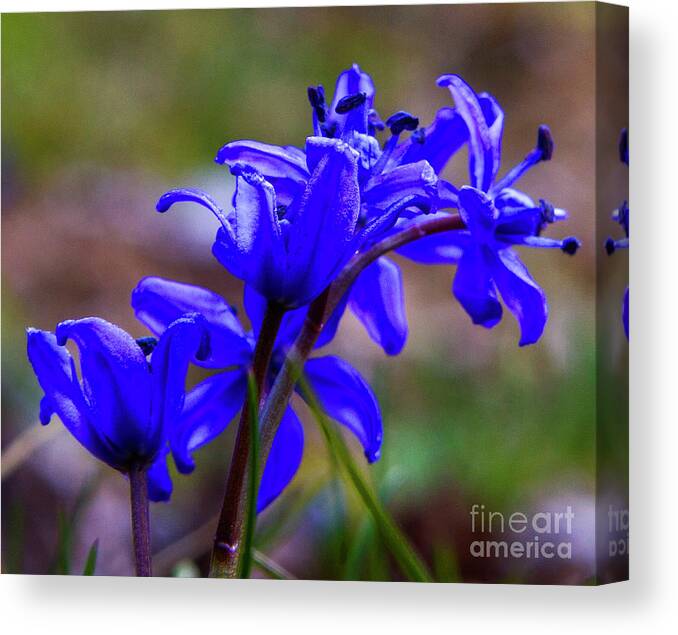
{"left": 209, "top": 301, "right": 285, "bottom": 578}
{"left": 129, "top": 464, "right": 152, "bottom": 577}
{"left": 260, "top": 212, "right": 465, "bottom": 459}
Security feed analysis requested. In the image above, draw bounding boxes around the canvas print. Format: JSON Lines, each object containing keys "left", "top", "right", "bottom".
{"left": 1, "top": 2, "right": 628, "bottom": 583}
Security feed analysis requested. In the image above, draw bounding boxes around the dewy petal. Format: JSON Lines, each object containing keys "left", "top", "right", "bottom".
{"left": 284, "top": 138, "right": 360, "bottom": 306}
{"left": 437, "top": 75, "right": 499, "bottom": 192}
{"left": 146, "top": 448, "right": 173, "bottom": 503}
{"left": 348, "top": 257, "right": 408, "bottom": 356}
{"left": 490, "top": 247, "right": 548, "bottom": 346}
{"left": 215, "top": 140, "right": 309, "bottom": 205}
{"left": 55, "top": 318, "right": 153, "bottom": 463}
{"left": 257, "top": 406, "right": 304, "bottom": 513}
{"left": 26, "top": 328, "right": 117, "bottom": 467}
{"left": 132, "top": 277, "right": 251, "bottom": 369}
{"left": 229, "top": 165, "right": 288, "bottom": 301}
{"left": 392, "top": 106, "right": 468, "bottom": 174}
{"left": 302, "top": 356, "right": 383, "bottom": 463}
{"left": 149, "top": 313, "right": 211, "bottom": 458}
{"left": 452, "top": 245, "right": 503, "bottom": 329}
{"left": 362, "top": 161, "right": 437, "bottom": 210}
{"left": 171, "top": 369, "right": 248, "bottom": 474}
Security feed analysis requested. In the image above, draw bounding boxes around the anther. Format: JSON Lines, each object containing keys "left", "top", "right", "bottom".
{"left": 335, "top": 92, "right": 367, "bottom": 114}
{"left": 136, "top": 337, "right": 158, "bottom": 357}
{"left": 275, "top": 204, "right": 288, "bottom": 220}
{"left": 307, "top": 85, "right": 327, "bottom": 123}
{"left": 605, "top": 238, "right": 616, "bottom": 255}
{"left": 385, "top": 111, "right": 419, "bottom": 136}
{"left": 537, "top": 125, "right": 554, "bottom": 161}
{"left": 412, "top": 128, "right": 426, "bottom": 144}
{"left": 561, "top": 237, "right": 580, "bottom": 255}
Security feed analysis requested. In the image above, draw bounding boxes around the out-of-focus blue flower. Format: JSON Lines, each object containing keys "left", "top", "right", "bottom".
{"left": 398, "top": 74, "right": 579, "bottom": 345}
{"left": 26, "top": 314, "right": 211, "bottom": 502}
{"left": 605, "top": 128, "right": 629, "bottom": 338}
{"left": 132, "top": 276, "right": 383, "bottom": 512}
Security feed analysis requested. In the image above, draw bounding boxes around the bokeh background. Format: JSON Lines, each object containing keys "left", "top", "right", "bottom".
{"left": 2, "top": 3, "right": 627, "bottom": 582}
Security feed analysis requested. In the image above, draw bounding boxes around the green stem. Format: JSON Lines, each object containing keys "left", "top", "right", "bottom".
{"left": 240, "top": 371, "right": 260, "bottom": 579}
{"left": 209, "top": 301, "right": 285, "bottom": 578}
{"left": 299, "top": 376, "right": 432, "bottom": 582}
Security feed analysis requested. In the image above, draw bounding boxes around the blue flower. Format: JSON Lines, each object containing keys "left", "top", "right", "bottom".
{"left": 212, "top": 65, "right": 444, "bottom": 355}
{"left": 158, "top": 134, "right": 427, "bottom": 311}
{"left": 605, "top": 128, "right": 629, "bottom": 338}
{"left": 131, "top": 276, "right": 383, "bottom": 512}
{"left": 398, "top": 74, "right": 579, "bottom": 345}
{"left": 26, "top": 314, "right": 211, "bottom": 502}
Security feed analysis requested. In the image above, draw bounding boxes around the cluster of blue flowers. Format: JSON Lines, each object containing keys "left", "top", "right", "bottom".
{"left": 26, "top": 65, "right": 579, "bottom": 513}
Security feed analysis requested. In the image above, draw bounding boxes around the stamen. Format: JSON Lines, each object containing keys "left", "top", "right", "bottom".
{"left": 537, "top": 125, "right": 554, "bottom": 161}
{"left": 307, "top": 85, "right": 327, "bottom": 123}
{"left": 561, "top": 237, "right": 580, "bottom": 255}
{"left": 136, "top": 337, "right": 158, "bottom": 357}
{"left": 605, "top": 238, "right": 617, "bottom": 255}
{"left": 539, "top": 198, "right": 555, "bottom": 224}
{"left": 320, "top": 121, "right": 338, "bottom": 138}
{"left": 385, "top": 111, "right": 419, "bottom": 136}
{"left": 411, "top": 128, "right": 426, "bottom": 145}
{"left": 368, "top": 109, "right": 385, "bottom": 135}
{"left": 335, "top": 92, "right": 367, "bottom": 114}
{"left": 275, "top": 204, "right": 288, "bottom": 220}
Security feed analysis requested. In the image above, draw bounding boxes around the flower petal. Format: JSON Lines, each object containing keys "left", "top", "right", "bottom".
{"left": 349, "top": 257, "right": 408, "bottom": 355}
{"left": 284, "top": 137, "right": 360, "bottom": 306}
{"left": 156, "top": 188, "right": 235, "bottom": 242}
{"left": 170, "top": 369, "right": 248, "bottom": 474}
{"left": 328, "top": 64, "right": 375, "bottom": 136}
{"left": 362, "top": 160, "right": 437, "bottom": 210}
{"left": 146, "top": 448, "right": 173, "bottom": 503}
{"left": 215, "top": 140, "right": 309, "bottom": 205}
{"left": 437, "top": 75, "right": 500, "bottom": 192}
{"left": 452, "top": 245, "right": 503, "bottom": 329}
{"left": 55, "top": 318, "right": 153, "bottom": 463}
{"left": 149, "top": 313, "right": 211, "bottom": 457}
{"left": 132, "top": 277, "right": 251, "bottom": 369}
{"left": 302, "top": 356, "right": 383, "bottom": 463}
{"left": 229, "top": 165, "right": 288, "bottom": 300}
{"left": 26, "top": 328, "right": 116, "bottom": 467}
{"left": 490, "top": 248, "right": 547, "bottom": 346}
{"left": 257, "top": 406, "right": 304, "bottom": 512}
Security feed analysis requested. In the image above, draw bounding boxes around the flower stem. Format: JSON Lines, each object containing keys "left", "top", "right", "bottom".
{"left": 209, "top": 301, "right": 285, "bottom": 578}
{"left": 129, "top": 463, "right": 152, "bottom": 577}
{"left": 259, "top": 212, "right": 464, "bottom": 460}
